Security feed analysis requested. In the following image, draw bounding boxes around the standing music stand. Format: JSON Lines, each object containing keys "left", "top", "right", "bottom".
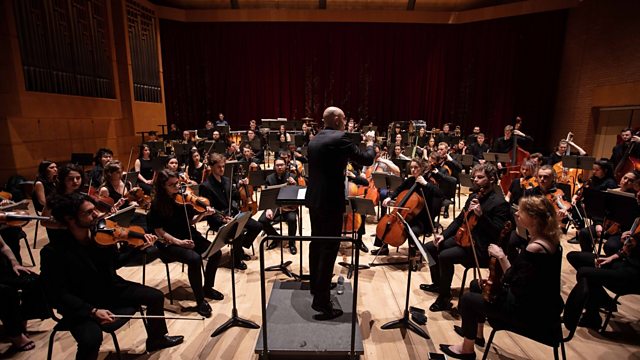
{"left": 339, "top": 197, "right": 376, "bottom": 279}
{"left": 380, "top": 213, "right": 430, "bottom": 339}
{"left": 598, "top": 191, "right": 640, "bottom": 255}
{"left": 483, "top": 153, "right": 497, "bottom": 163}
{"left": 123, "top": 171, "right": 138, "bottom": 187}
{"left": 562, "top": 156, "right": 595, "bottom": 195}
{"left": 260, "top": 185, "right": 295, "bottom": 278}
{"left": 210, "top": 211, "right": 260, "bottom": 337}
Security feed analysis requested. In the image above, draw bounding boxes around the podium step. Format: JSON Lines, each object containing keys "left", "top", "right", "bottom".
{"left": 255, "top": 280, "right": 364, "bottom": 359}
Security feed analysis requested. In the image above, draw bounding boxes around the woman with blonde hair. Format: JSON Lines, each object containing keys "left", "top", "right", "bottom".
{"left": 439, "top": 196, "right": 563, "bottom": 359}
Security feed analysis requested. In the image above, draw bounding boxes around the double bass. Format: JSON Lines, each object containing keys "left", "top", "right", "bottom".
{"left": 499, "top": 117, "right": 530, "bottom": 195}
{"left": 613, "top": 129, "right": 640, "bottom": 182}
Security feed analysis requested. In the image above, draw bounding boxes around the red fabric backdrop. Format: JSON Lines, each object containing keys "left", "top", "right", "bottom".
{"left": 160, "top": 11, "right": 566, "bottom": 144}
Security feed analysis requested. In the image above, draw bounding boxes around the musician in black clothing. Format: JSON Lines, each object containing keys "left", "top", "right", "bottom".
{"left": 243, "top": 129, "right": 264, "bottom": 161}
{"left": 504, "top": 160, "right": 538, "bottom": 206}
{"left": 491, "top": 125, "right": 533, "bottom": 154}
{"left": 466, "top": 126, "right": 481, "bottom": 145}
{"left": 200, "top": 153, "right": 263, "bottom": 271}
{"left": 148, "top": 170, "right": 223, "bottom": 318}
{"left": 370, "top": 158, "right": 445, "bottom": 255}
{"left": 610, "top": 128, "right": 640, "bottom": 168}
{"left": 436, "top": 123, "right": 454, "bottom": 146}
{"left": 88, "top": 148, "right": 113, "bottom": 188}
{"left": 466, "top": 133, "right": 489, "bottom": 164}
{"left": 421, "top": 163, "right": 510, "bottom": 312}
{"left": 305, "top": 106, "right": 375, "bottom": 320}
{"left": 262, "top": 158, "right": 299, "bottom": 254}
{"left": 41, "top": 193, "right": 184, "bottom": 359}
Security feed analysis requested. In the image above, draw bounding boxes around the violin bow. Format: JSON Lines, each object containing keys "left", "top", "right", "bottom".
{"left": 464, "top": 194, "right": 484, "bottom": 283}
{"left": 122, "top": 146, "right": 136, "bottom": 199}
{"left": 580, "top": 202, "right": 599, "bottom": 261}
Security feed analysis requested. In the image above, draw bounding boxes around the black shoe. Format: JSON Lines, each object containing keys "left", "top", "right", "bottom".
{"left": 358, "top": 242, "right": 369, "bottom": 253}
{"left": 242, "top": 253, "right": 252, "bottom": 261}
{"left": 454, "top": 325, "right": 485, "bottom": 347}
{"left": 266, "top": 241, "right": 280, "bottom": 250}
{"left": 311, "top": 301, "right": 344, "bottom": 321}
{"left": 443, "top": 210, "right": 449, "bottom": 219}
{"left": 289, "top": 243, "right": 297, "bottom": 255}
{"left": 371, "top": 247, "right": 389, "bottom": 256}
{"left": 196, "top": 302, "right": 212, "bottom": 318}
{"left": 429, "top": 297, "right": 453, "bottom": 312}
{"left": 146, "top": 335, "right": 185, "bottom": 352}
{"left": 234, "top": 261, "right": 248, "bottom": 270}
{"left": 204, "top": 288, "right": 224, "bottom": 301}
{"left": 567, "top": 236, "right": 579, "bottom": 244}
{"left": 578, "top": 313, "right": 602, "bottom": 330}
{"left": 439, "top": 344, "right": 476, "bottom": 360}
{"left": 420, "top": 283, "right": 439, "bottom": 294}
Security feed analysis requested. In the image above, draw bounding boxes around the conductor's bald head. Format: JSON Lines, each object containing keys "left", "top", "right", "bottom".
{"left": 322, "top": 106, "right": 345, "bottom": 131}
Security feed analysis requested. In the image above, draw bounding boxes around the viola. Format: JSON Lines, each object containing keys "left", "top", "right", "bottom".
{"left": 520, "top": 176, "right": 539, "bottom": 190}
{"left": 482, "top": 221, "right": 512, "bottom": 303}
{"left": 375, "top": 183, "right": 425, "bottom": 247}
{"left": 126, "top": 187, "right": 151, "bottom": 209}
{"left": 454, "top": 192, "right": 484, "bottom": 248}
{"left": 174, "top": 192, "right": 211, "bottom": 213}
{"left": 93, "top": 219, "right": 159, "bottom": 248}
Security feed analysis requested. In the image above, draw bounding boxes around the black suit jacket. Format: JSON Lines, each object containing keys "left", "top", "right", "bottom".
{"left": 442, "top": 189, "right": 510, "bottom": 256}
{"left": 305, "top": 129, "right": 375, "bottom": 212}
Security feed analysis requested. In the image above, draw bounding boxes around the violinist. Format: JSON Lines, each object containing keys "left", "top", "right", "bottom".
{"left": 567, "top": 188, "right": 640, "bottom": 330}
{"left": 32, "top": 160, "right": 58, "bottom": 213}
{"left": 199, "top": 153, "right": 263, "bottom": 271}
{"left": 41, "top": 164, "right": 85, "bottom": 244}
{"left": 225, "top": 142, "right": 242, "bottom": 161}
{"left": 364, "top": 145, "right": 401, "bottom": 216}
{"left": 134, "top": 144, "right": 155, "bottom": 194}
{"left": 370, "top": 158, "right": 444, "bottom": 256}
{"left": 98, "top": 160, "right": 134, "bottom": 210}
{"left": 148, "top": 170, "right": 223, "bottom": 317}
{"left": 185, "top": 148, "right": 206, "bottom": 185}
{"left": 572, "top": 160, "right": 617, "bottom": 202}
{"left": 466, "top": 126, "right": 481, "bottom": 145}
{"left": 262, "top": 158, "right": 300, "bottom": 254}
{"left": 421, "top": 163, "right": 510, "bottom": 312}
{"left": 0, "top": 226, "right": 37, "bottom": 352}
{"left": 610, "top": 127, "right": 640, "bottom": 168}
{"left": 428, "top": 152, "right": 458, "bottom": 219}
{"left": 504, "top": 160, "right": 538, "bottom": 206}
{"left": 466, "top": 133, "right": 489, "bottom": 165}
{"left": 237, "top": 145, "right": 260, "bottom": 169}
{"left": 574, "top": 170, "right": 639, "bottom": 255}
{"left": 88, "top": 148, "right": 113, "bottom": 189}
{"left": 436, "top": 142, "right": 463, "bottom": 177}
{"left": 41, "top": 193, "right": 184, "bottom": 358}
{"left": 439, "top": 196, "right": 562, "bottom": 359}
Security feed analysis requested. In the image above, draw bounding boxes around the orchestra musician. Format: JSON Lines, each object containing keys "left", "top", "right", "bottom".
{"left": 243, "top": 129, "right": 264, "bottom": 161}
{"left": 167, "top": 123, "right": 181, "bottom": 141}
{"left": 364, "top": 144, "right": 401, "bottom": 216}
{"left": 547, "top": 138, "right": 586, "bottom": 166}
{"left": 439, "top": 196, "right": 562, "bottom": 359}
{"left": 466, "top": 133, "right": 489, "bottom": 165}
{"left": 466, "top": 126, "right": 481, "bottom": 145}
{"left": 41, "top": 164, "right": 85, "bottom": 244}
{"left": 0, "top": 220, "right": 37, "bottom": 353}
{"left": 504, "top": 160, "right": 538, "bottom": 206}
{"left": 236, "top": 145, "right": 260, "bottom": 169}
{"left": 215, "top": 113, "right": 228, "bottom": 127}
{"left": 41, "top": 193, "right": 184, "bottom": 358}
{"left": 32, "top": 160, "right": 58, "bottom": 213}
{"left": 610, "top": 128, "right": 640, "bottom": 168}
{"left": 262, "top": 157, "right": 299, "bottom": 254}
{"left": 370, "top": 157, "right": 445, "bottom": 255}
{"left": 88, "top": 148, "right": 113, "bottom": 189}
{"left": 305, "top": 106, "right": 375, "bottom": 321}
{"left": 436, "top": 123, "right": 453, "bottom": 146}
{"left": 148, "top": 170, "right": 223, "bottom": 318}
{"left": 185, "top": 148, "right": 206, "bottom": 185}
{"left": 391, "top": 144, "right": 410, "bottom": 161}
{"left": 566, "top": 188, "right": 640, "bottom": 330}
{"left": 135, "top": 144, "right": 155, "bottom": 194}
{"left": 436, "top": 142, "right": 463, "bottom": 177}
{"left": 421, "top": 163, "right": 510, "bottom": 312}
{"left": 491, "top": 125, "right": 533, "bottom": 155}
{"left": 199, "top": 153, "right": 263, "bottom": 271}
{"left": 277, "top": 124, "right": 292, "bottom": 143}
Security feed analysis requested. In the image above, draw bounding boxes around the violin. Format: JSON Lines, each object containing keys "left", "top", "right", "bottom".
{"left": 454, "top": 189, "right": 486, "bottom": 248}
{"left": 520, "top": 176, "right": 539, "bottom": 190}
{"left": 0, "top": 211, "right": 51, "bottom": 227}
{"left": 174, "top": 191, "right": 211, "bottom": 213}
{"left": 126, "top": 187, "right": 151, "bottom": 209}
{"left": 0, "top": 191, "right": 13, "bottom": 200}
{"left": 482, "top": 221, "right": 513, "bottom": 303}
{"left": 93, "top": 219, "right": 159, "bottom": 248}
{"left": 375, "top": 182, "right": 425, "bottom": 247}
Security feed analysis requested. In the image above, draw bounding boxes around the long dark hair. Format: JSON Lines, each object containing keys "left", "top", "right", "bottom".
{"left": 138, "top": 144, "right": 153, "bottom": 160}
{"left": 153, "top": 169, "right": 177, "bottom": 218}
{"left": 56, "top": 163, "right": 84, "bottom": 195}
{"left": 36, "top": 160, "right": 56, "bottom": 187}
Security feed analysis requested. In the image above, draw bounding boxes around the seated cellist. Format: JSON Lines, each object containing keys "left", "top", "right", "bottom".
{"left": 421, "top": 163, "right": 510, "bottom": 312}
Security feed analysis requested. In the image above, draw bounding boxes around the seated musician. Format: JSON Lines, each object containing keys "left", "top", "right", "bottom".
{"left": 200, "top": 153, "right": 263, "bottom": 271}
{"left": 504, "top": 159, "right": 538, "bottom": 206}
{"left": 40, "top": 193, "right": 184, "bottom": 358}
{"left": 491, "top": 125, "right": 533, "bottom": 155}
{"left": 243, "top": 129, "right": 264, "bottom": 161}
{"left": 439, "top": 196, "right": 562, "bottom": 359}
{"left": 432, "top": 148, "right": 460, "bottom": 218}
{"left": 364, "top": 145, "right": 400, "bottom": 216}
{"left": 571, "top": 160, "right": 617, "bottom": 202}
{"left": 32, "top": 160, "right": 58, "bottom": 214}
{"left": 279, "top": 150, "right": 306, "bottom": 181}
{"left": 98, "top": 160, "right": 135, "bottom": 209}
{"left": 574, "top": 171, "right": 639, "bottom": 255}
{"left": 88, "top": 148, "right": 113, "bottom": 189}
{"left": 277, "top": 124, "right": 292, "bottom": 143}
{"left": 135, "top": 144, "right": 155, "bottom": 194}
{"left": 301, "top": 122, "right": 315, "bottom": 146}
{"left": 421, "top": 163, "right": 510, "bottom": 312}
{"left": 436, "top": 142, "right": 463, "bottom": 177}
{"left": 610, "top": 127, "right": 640, "bottom": 168}
{"left": 185, "top": 148, "right": 206, "bottom": 185}
{"left": 0, "top": 217, "right": 36, "bottom": 352}
{"left": 466, "top": 133, "right": 489, "bottom": 165}
{"left": 370, "top": 158, "right": 445, "bottom": 255}
{"left": 237, "top": 145, "right": 260, "bottom": 169}
{"left": 287, "top": 143, "right": 308, "bottom": 164}
{"left": 391, "top": 144, "right": 410, "bottom": 161}
{"left": 436, "top": 123, "right": 453, "bottom": 146}
{"left": 225, "top": 142, "right": 241, "bottom": 161}
{"left": 547, "top": 138, "right": 586, "bottom": 166}
{"left": 148, "top": 170, "right": 223, "bottom": 318}
{"left": 262, "top": 157, "right": 299, "bottom": 254}
{"left": 567, "top": 188, "right": 640, "bottom": 330}
{"left": 167, "top": 123, "right": 181, "bottom": 141}
{"left": 41, "top": 164, "right": 85, "bottom": 244}
{"left": 345, "top": 163, "right": 371, "bottom": 253}
{"left": 466, "top": 126, "right": 481, "bottom": 145}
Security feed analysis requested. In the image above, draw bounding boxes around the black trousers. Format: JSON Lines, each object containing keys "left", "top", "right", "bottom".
{"left": 567, "top": 251, "right": 640, "bottom": 316}
{"left": 425, "top": 237, "right": 487, "bottom": 298}
{"left": 309, "top": 208, "right": 343, "bottom": 307}
{"left": 259, "top": 209, "right": 298, "bottom": 239}
{"left": 576, "top": 226, "right": 622, "bottom": 256}
{"left": 0, "top": 226, "right": 25, "bottom": 265}
{"left": 69, "top": 281, "right": 168, "bottom": 360}
{"left": 0, "top": 282, "right": 26, "bottom": 337}
{"left": 156, "top": 231, "right": 221, "bottom": 304}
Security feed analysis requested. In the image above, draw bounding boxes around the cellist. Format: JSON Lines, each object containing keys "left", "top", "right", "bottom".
{"left": 421, "top": 163, "right": 510, "bottom": 312}
{"left": 370, "top": 158, "right": 444, "bottom": 256}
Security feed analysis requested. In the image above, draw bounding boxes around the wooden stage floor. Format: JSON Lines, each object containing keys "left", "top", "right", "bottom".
{"left": 2, "top": 194, "right": 639, "bottom": 359}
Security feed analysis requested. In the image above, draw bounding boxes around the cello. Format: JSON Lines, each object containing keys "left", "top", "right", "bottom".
{"left": 375, "top": 183, "right": 424, "bottom": 247}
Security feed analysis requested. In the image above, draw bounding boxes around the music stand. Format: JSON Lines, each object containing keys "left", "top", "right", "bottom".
{"left": 562, "top": 155, "right": 595, "bottom": 171}
{"left": 123, "top": 171, "right": 138, "bottom": 187}
{"left": 293, "top": 134, "right": 305, "bottom": 147}
{"left": 339, "top": 197, "right": 376, "bottom": 279}
{"left": 105, "top": 205, "right": 137, "bottom": 227}
{"left": 388, "top": 174, "right": 403, "bottom": 193}
{"left": 346, "top": 132, "right": 361, "bottom": 144}
{"left": 495, "top": 153, "right": 511, "bottom": 163}
{"left": 276, "top": 185, "right": 307, "bottom": 278}
{"left": 70, "top": 153, "right": 93, "bottom": 168}
{"left": 483, "top": 153, "right": 498, "bottom": 163}
{"left": 145, "top": 141, "right": 164, "bottom": 157}
{"left": 151, "top": 156, "right": 168, "bottom": 172}
{"left": 173, "top": 143, "right": 191, "bottom": 157}
{"left": 260, "top": 185, "right": 294, "bottom": 278}
{"left": 392, "top": 159, "right": 411, "bottom": 177}
{"left": 380, "top": 213, "right": 430, "bottom": 339}
{"left": 210, "top": 212, "right": 260, "bottom": 337}
{"left": 214, "top": 125, "right": 230, "bottom": 135}
{"left": 249, "top": 170, "right": 267, "bottom": 188}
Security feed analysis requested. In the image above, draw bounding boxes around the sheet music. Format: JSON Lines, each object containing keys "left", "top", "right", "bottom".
{"left": 297, "top": 188, "right": 306, "bottom": 200}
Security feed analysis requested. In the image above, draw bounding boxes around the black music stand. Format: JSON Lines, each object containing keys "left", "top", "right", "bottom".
{"left": 276, "top": 185, "right": 307, "bottom": 279}
{"left": 214, "top": 125, "right": 230, "bottom": 135}
{"left": 562, "top": 155, "right": 595, "bottom": 171}
{"left": 249, "top": 170, "right": 267, "bottom": 188}
{"left": 392, "top": 159, "right": 411, "bottom": 177}
{"left": 145, "top": 141, "right": 164, "bottom": 157}
{"left": 210, "top": 212, "right": 260, "bottom": 337}
{"left": 151, "top": 156, "right": 168, "bottom": 172}
{"left": 597, "top": 191, "right": 639, "bottom": 255}
{"left": 346, "top": 132, "right": 361, "bottom": 144}
{"left": 123, "top": 171, "right": 138, "bottom": 187}
{"left": 339, "top": 197, "right": 376, "bottom": 279}
{"left": 260, "top": 185, "right": 294, "bottom": 278}
{"left": 380, "top": 213, "right": 430, "bottom": 339}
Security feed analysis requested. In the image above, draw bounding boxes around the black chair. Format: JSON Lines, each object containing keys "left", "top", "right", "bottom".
{"left": 47, "top": 306, "right": 139, "bottom": 360}
{"left": 600, "top": 288, "right": 640, "bottom": 333}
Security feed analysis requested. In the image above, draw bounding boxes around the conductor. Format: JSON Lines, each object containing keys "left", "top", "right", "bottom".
{"left": 305, "top": 106, "right": 375, "bottom": 320}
